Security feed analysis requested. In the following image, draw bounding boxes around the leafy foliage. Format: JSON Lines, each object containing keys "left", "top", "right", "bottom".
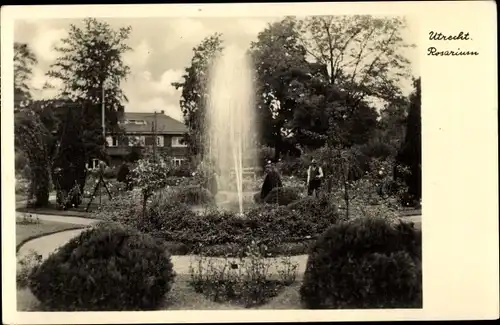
{"left": 17, "top": 250, "right": 43, "bottom": 289}
{"left": 297, "top": 15, "right": 414, "bottom": 106}
{"left": 28, "top": 222, "right": 176, "bottom": 311}
{"left": 287, "top": 193, "right": 343, "bottom": 223}
{"left": 47, "top": 18, "right": 132, "bottom": 127}
{"left": 14, "top": 105, "right": 58, "bottom": 207}
{"left": 14, "top": 42, "right": 38, "bottom": 110}
{"left": 170, "top": 185, "right": 215, "bottom": 206}
{"left": 300, "top": 217, "right": 422, "bottom": 309}
{"left": 396, "top": 78, "right": 421, "bottom": 205}
{"left": 45, "top": 18, "right": 132, "bottom": 207}
{"left": 130, "top": 157, "right": 171, "bottom": 214}
{"left": 172, "top": 33, "right": 224, "bottom": 156}
{"left": 117, "top": 191, "right": 341, "bottom": 252}
{"left": 189, "top": 241, "right": 298, "bottom": 307}
{"left": 263, "top": 186, "right": 303, "bottom": 205}
{"left": 250, "top": 17, "right": 311, "bottom": 157}
{"left": 92, "top": 190, "right": 142, "bottom": 223}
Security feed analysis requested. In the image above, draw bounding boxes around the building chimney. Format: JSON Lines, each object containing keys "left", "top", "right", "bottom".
{"left": 160, "top": 110, "right": 165, "bottom": 115}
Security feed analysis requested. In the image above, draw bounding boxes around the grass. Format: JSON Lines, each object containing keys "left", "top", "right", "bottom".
{"left": 16, "top": 190, "right": 122, "bottom": 218}
{"left": 17, "top": 274, "right": 302, "bottom": 311}
{"left": 16, "top": 218, "right": 87, "bottom": 250}
{"left": 17, "top": 204, "right": 92, "bottom": 218}
{"left": 191, "top": 278, "right": 289, "bottom": 308}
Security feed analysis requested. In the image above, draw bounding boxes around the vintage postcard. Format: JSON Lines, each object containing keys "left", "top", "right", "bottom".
{"left": 1, "top": 1, "right": 498, "bottom": 323}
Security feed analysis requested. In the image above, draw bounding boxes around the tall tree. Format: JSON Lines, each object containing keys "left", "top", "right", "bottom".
{"left": 14, "top": 100, "right": 61, "bottom": 206}
{"left": 297, "top": 15, "right": 414, "bottom": 107}
{"left": 14, "top": 42, "right": 38, "bottom": 110}
{"left": 376, "top": 95, "right": 409, "bottom": 150}
{"left": 48, "top": 18, "right": 132, "bottom": 130}
{"left": 172, "top": 33, "right": 224, "bottom": 157}
{"left": 395, "top": 77, "right": 421, "bottom": 205}
{"left": 47, "top": 18, "right": 132, "bottom": 207}
{"left": 250, "top": 17, "right": 312, "bottom": 159}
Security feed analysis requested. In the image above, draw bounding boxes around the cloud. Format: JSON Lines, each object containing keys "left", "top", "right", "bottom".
{"left": 30, "top": 24, "right": 67, "bottom": 62}
{"left": 29, "top": 66, "right": 62, "bottom": 100}
{"left": 236, "top": 18, "right": 271, "bottom": 37}
{"left": 123, "top": 40, "right": 152, "bottom": 69}
{"left": 152, "top": 69, "right": 184, "bottom": 95}
{"left": 16, "top": 16, "right": 417, "bottom": 125}
{"left": 163, "top": 18, "right": 215, "bottom": 52}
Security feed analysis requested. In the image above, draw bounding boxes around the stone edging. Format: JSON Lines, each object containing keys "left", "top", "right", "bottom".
{"left": 16, "top": 225, "right": 89, "bottom": 253}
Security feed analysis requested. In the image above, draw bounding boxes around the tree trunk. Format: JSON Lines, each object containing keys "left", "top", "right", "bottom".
{"left": 142, "top": 193, "right": 149, "bottom": 218}
{"left": 30, "top": 165, "right": 51, "bottom": 207}
{"left": 344, "top": 183, "right": 350, "bottom": 219}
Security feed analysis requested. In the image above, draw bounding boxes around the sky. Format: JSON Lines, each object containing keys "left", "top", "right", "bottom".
{"left": 14, "top": 17, "right": 418, "bottom": 122}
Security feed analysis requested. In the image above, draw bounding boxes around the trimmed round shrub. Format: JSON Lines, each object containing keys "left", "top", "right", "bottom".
{"left": 300, "top": 217, "right": 422, "bottom": 309}
{"left": 263, "top": 186, "right": 302, "bottom": 205}
{"left": 28, "top": 222, "right": 176, "bottom": 311}
{"left": 172, "top": 185, "right": 215, "bottom": 205}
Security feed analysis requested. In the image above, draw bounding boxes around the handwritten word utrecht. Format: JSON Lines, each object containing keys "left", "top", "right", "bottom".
{"left": 427, "top": 31, "right": 479, "bottom": 56}
{"left": 429, "top": 31, "right": 470, "bottom": 41}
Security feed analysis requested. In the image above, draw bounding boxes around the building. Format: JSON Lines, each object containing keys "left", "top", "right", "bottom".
{"left": 99, "top": 111, "right": 189, "bottom": 168}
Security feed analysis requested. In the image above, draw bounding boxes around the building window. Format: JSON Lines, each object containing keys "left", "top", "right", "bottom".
{"left": 172, "top": 157, "right": 185, "bottom": 166}
{"left": 128, "top": 135, "right": 145, "bottom": 147}
{"left": 172, "top": 136, "right": 187, "bottom": 147}
{"left": 106, "top": 136, "right": 119, "bottom": 147}
{"left": 125, "top": 120, "right": 147, "bottom": 125}
{"left": 125, "top": 119, "right": 147, "bottom": 125}
{"left": 156, "top": 135, "right": 164, "bottom": 147}
{"left": 91, "top": 158, "right": 100, "bottom": 169}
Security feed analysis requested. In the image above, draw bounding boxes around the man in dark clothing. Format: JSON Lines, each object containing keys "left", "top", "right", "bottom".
{"left": 307, "top": 159, "right": 324, "bottom": 196}
{"left": 259, "top": 161, "right": 283, "bottom": 201}
{"left": 117, "top": 162, "right": 133, "bottom": 190}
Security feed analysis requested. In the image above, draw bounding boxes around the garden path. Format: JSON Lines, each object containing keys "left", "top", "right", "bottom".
{"left": 17, "top": 214, "right": 421, "bottom": 275}
{"left": 17, "top": 227, "right": 310, "bottom": 276}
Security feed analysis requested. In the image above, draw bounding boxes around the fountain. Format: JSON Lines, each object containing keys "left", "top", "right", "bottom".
{"left": 205, "top": 44, "right": 258, "bottom": 216}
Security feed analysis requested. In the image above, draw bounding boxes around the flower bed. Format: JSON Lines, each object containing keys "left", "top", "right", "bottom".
{"left": 188, "top": 242, "right": 299, "bottom": 308}
{"left": 96, "top": 190, "right": 344, "bottom": 257}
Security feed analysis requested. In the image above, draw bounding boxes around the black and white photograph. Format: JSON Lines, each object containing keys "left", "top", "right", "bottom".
{"left": 2, "top": 2, "right": 498, "bottom": 323}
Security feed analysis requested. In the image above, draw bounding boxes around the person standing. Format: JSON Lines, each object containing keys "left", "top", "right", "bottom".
{"left": 307, "top": 159, "right": 324, "bottom": 197}
{"left": 259, "top": 161, "right": 283, "bottom": 201}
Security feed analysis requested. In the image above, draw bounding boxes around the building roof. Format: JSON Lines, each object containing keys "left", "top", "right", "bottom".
{"left": 118, "top": 111, "right": 187, "bottom": 134}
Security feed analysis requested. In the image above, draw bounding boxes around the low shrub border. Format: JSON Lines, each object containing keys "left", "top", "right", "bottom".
{"left": 94, "top": 189, "right": 420, "bottom": 258}
{"left": 160, "top": 238, "right": 317, "bottom": 257}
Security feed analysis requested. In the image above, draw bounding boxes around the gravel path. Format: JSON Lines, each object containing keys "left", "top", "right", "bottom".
{"left": 17, "top": 228, "right": 88, "bottom": 260}
{"left": 17, "top": 213, "right": 421, "bottom": 275}
{"left": 17, "top": 228, "right": 309, "bottom": 276}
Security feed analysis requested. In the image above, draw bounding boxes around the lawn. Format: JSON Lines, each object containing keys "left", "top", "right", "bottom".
{"left": 17, "top": 274, "right": 303, "bottom": 311}
{"left": 16, "top": 218, "right": 87, "bottom": 249}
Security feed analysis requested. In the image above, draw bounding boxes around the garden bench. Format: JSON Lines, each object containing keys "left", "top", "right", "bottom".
{"left": 229, "top": 167, "right": 257, "bottom": 181}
